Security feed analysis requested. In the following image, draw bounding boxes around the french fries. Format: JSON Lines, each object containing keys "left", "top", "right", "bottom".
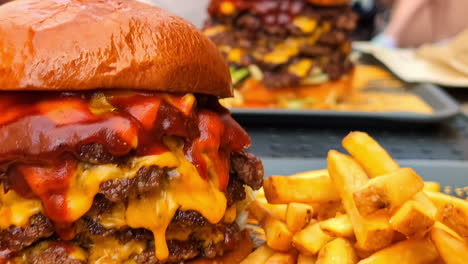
{"left": 342, "top": 132, "right": 399, "bottom": 178}
{"left": 433, "top": 222, "right": 463, "bottom": 241}
{"left": 290, "top": 169, "right": 328, "bottom": 179}
{"left": 244, "top": 132, "right": 467, "bottom": 264}
{"left": 292, "top": 223, "right": 333, "bottom": 255}
{"left": 286, "top": 203, "right": 315, "bottom": 233}
{"left": 297, "top": 254, "right": 317, "bottom": 264}
{"left": 262, "top": 215, "right": 294, "bottom": 252}
{"left": 424, "top": 181, "right": 441, "bottom": 192}
{"left": 412, "top": 192, "right": 438, "bottom": 219}
{"left": 425, "top": 191, "right": 468, "bottom": 238}
{"left": 240, "top": 245, "right": 275, "bottom": 264}
{"left": 389, "top": 198, "right": 436, "bottom": 238}
{"left": 312, "top": 201, "right": 345, "bottom": 221}
{"left": 327, "top": 151, "right": 393, "bottom": 251}
{"left": 320, "top": 214, "right": 354, "bottom": 238}
{"left": 357, "top": 238, "right": 438, "bottom": 264}
{"left": 431, "top": 228, "right": 468, "bottom": 264}
{"left": 263, "top": 175, "right": 340, "bottom": 204}
{"left": 249, "top": 199, "right": 287, "bottom": 222}
{"left": 316, "top": 238, "right": 358, "bottom": 264}
{"left": 353, "top": 168, "right": 424, "bottom": 215}
{"left": 265, "top": 252, "right": 297, "bottom": 264}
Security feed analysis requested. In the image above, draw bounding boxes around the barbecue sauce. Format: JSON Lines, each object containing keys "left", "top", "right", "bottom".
{"left": 0, "top": 91, "right": 250, "bottom": 227}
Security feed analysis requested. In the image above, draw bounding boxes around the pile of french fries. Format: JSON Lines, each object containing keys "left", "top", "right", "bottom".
{"left": 243, "top": 132, "right": 468, "bottom": 264}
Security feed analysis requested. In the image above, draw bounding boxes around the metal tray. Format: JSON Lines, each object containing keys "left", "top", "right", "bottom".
{"left": 262, "top": 158, "right": 468, "bottom": 198}
{"left": 231, "top": 84, "right": 460, "bottom": 125}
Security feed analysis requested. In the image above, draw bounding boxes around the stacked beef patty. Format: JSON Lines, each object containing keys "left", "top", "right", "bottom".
{"left": 205, "top": 0, "right": 358, "bottom": 88}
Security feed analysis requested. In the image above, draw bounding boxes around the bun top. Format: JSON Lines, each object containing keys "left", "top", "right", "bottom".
{"left": 0, "top": 0, "right": 232, "bottom": 97}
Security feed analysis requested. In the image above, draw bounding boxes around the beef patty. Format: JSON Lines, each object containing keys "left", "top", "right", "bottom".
{"left": 0, "top": 214, "right": 54, "bottom": 259}
{"left": 0, "top": 150, "right": 263, "bottom": 261}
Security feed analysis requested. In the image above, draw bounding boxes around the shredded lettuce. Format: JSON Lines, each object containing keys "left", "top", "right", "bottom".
{"left": 230, "top": 66, "right": 250, "bottom": 86}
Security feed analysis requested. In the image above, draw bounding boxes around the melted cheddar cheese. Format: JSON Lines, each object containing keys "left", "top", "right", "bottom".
{"left": 0, "top": 138, "right": 228, "bottom": 262}
{"left": 126, "top": 138, "right": 227, "bottom": 260}
{"left": 64, "top": 152, "right": 179, "bottom": 223}
{"left": 293, "top": 16, "right": 318, "bottom": 34}
{"left": 288, "top": 59, "right": 314, "bottom": 78}
{"left": 89, "top": 237, "right": 145, "bottom": 264}
{"left": 0, "top": 186, "right": 43, "bottom": 229}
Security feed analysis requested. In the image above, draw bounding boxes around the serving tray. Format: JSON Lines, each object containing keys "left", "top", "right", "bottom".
{"left": 232, "top": 83, "right": 460, "bottom": 125}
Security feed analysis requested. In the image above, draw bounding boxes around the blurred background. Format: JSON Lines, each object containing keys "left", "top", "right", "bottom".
{"left": 138, "top": 0, "right": 468, "bottom": 162}
{"left": 145, "top": 0, "right": 468, "bottom": 48}
{"left": 1, "top": 0, "right": 467, "bottom": 160}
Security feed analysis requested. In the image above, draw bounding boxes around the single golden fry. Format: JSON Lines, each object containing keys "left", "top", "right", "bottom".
{"left": 286, "top": 203, "right": 314, "bottom": 233}
{"left": 312, "top": 200, "right": 345, "bottom": 221}
{"left": 424, "top": 181, "right": 441, "bottom": 192}
{"left": 249, "top": 199, "right": 287, "bottom": 222}
{"left": 431, "top": 228, "right": 468, "bottom": 264}
{"left": 320, "top": 214, "right": 354, "bottom": 238}
{"left": 433, "top": 222, "right": 463, "bottom": 241}
{"left": 342, "top": 132, "right": 400, "bottom": 178}
{"left": 316, "top": 238, "right": 358, "bottom": 264}
{"left": 292, "top": 222, "right": 333, "bottom": 255}
{"left": 263, "top": 175, "right": 340, "bottom": 204}
{"left": 353, "top": 168, "right": 424, "bottom": 216}
{"left": 240, "top": 245, "right": 275, "bottom": 264}
{"left": 357, "top": 238, "right": 438, "bottom": 264}
{"left": 257, "top": 188, "right": 266, "bottom": 199}
{"left": 265, "top": 252, "right": 297, "bottom": 264}
{"left": 389, "top": 200, "right": 434, "bottom": 238}
{"left": 297, "top": 254, "right": 317, "bottom": 264}
{"left": 327, "top": 151, "right": 393, "bottom": 251}
{"left": 262, "top": 216, "right": 294, "bottom": 252}
{"left": 290, "top": 169, "right": 329, "bottom": 179}
{"left": 426, "top": 191, "right": 468, "bottom": 238}
{"left": 412, "top": 192, "right": 438, "bottom": 219}
{"left": 353, "top": 244, "right": 373, "bottom": 260}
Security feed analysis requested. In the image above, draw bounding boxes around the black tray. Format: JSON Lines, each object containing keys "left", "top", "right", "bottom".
{"left": 262, "top": 158, "right": 468, "bottom": 198}
{"left": 231, "top": 84, "right": 460, "bottom": 125}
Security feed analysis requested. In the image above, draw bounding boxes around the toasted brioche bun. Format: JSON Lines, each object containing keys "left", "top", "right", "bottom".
{"left": 187, "top": 230, "right": 254, "bottom": 264}
{"left": 308, "top": 0, "right": 350, "bottom": 6}
{"left": 0, "top": 0, "right": 232, "bottom": 97}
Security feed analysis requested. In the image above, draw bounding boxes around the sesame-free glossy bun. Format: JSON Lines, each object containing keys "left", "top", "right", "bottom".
{"left": 308, "top": 0, "right": 350, "bottom": 6}
{"left": 0, "top": 0, "right": 232, "bottom": 97}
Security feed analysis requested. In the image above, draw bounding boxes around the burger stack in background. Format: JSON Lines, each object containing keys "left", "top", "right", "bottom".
{"left": 204, "top": 0, "right": 358, "bottom": 109}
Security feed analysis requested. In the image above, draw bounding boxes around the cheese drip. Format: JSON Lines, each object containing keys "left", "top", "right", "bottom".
{"left": 89, "top": 237, "right": 145, "bottom": 264}
{"left": 0, "top": 153, "right": 179, "bottom": 230}
{"left": 65, "top": 153, "right": 179, "bottom": 222}
{"left": 0, "top": 139, "right": 228, "bottom": 262}
{"left": 126, "top": 138, "right": 227, "bottom": 260}
{"left": 0, "top": 186, "right": 43, "bottom": 229}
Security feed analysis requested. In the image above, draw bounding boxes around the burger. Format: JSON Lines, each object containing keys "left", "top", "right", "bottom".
{"left": 204, "top": 0, "right": 358, "bottom": 109}
{"left": 0, "top": 0, "right": 263, "bottom": 263}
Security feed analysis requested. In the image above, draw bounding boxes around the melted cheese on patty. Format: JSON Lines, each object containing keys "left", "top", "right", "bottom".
{"left": 0, "top": 138, "right": 228, "bottom": 262}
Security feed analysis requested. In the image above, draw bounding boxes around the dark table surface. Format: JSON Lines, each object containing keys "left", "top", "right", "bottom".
{"left": 242, "top": 54, "right": 468, "bottom": 161}
{"left": 243, "top": 88, "right": 468, "bottom": 161}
